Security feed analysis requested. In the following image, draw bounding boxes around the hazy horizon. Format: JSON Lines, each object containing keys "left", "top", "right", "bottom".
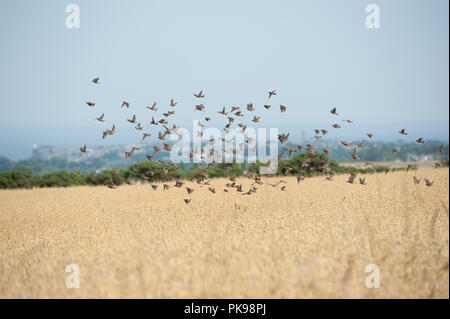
{"left": 0, "top": 0, "right": 448, "bottom": 160}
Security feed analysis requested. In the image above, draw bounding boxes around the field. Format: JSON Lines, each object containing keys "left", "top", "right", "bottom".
{"left": 0, "top": 167, "right": 448, "bottom": 298}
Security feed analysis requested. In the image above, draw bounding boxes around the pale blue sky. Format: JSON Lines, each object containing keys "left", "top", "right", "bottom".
{"left": 0, "top": 0, "right": 448, "bottom": 158}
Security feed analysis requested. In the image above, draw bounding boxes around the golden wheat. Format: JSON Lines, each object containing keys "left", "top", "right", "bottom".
{"left": 0, "top": 167, "right": 448, "bottom": 298}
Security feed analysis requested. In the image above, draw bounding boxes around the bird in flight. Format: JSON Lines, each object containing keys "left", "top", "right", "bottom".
{"left": 92, "top": 77, "right": 100, "bottom": 84}
{"left": 413, "top": 176, "right": 420, "bottom": 184}
{"left": 142, "top": 133, "right": 151, "bottom": 140}
{"left": 280, "top": 105, "right": 287, "bottom": 112}
{"left": 194, "top": 90, "right": 205, "bottom": 98}
{"left": 436, "top": 145, "right": 444, "bottom": 153}
{"left": 330, "top": 107, "right": 338, "bottom": 115}
{"left": 264, "top": 104, "right": 271, "bottom": 109}
{"left": 86, "top": 102, "right": 95, "bottom": 107}
{"left": 147, "top": 102, "right": 158, "bottom": 111}
{"left": 96, "top": 113, "right": 105, "bottom": 122}
{"left": 80, "top": 144, "right": 88, "bottom": 153}
{"left": 332, "top": 124, "right": 341, "bottom": 129}
{"left": 170, "top": 99, "right": 177, "bottom": 107}
{"left": 416, "top": 138, "right": 425, "bottom": 144}
{"left": 367, "top": 133, "right": 373, "bottom": 138}
{"left": 268, "top": 90, "right": 276, "bottom": 99}
{"left": 121, "top": 101, "right": 130, "bottom": 108}
{"left": 399, "top": 129, "right": 408, "bottom": 135}
{"left": 218, "top": 107, "right": 227, "bottom": 115}
{"left": 424, "top": 178, "right": 434, "bottom": 186}
{"left": 127, "top": 115, "right": 137, "bottom": 123}
{"left": 359, "top": 177, "right": 367, "bottom": 185}
{"left": 252, "top": 116, "right": 260, "bottom": 123}
{"left": 195, "top": 104, "right": 205, "bottom": 111}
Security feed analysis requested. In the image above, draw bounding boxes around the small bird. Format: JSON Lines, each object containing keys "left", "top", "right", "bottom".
{"left": 186, "top": 187, "right": 194, "bottom": 195}
{"left": 385, "top": 166, "right": 392, "bottom": 175}
{"left": 153, "top": 146, "right": 161, "bottom": 153}
{"left": 343, "top": 119, "right": 353, "bottom": 123}
{"left": 163, "top": 143, "right": 172, "bottom": 152}
{"left": 247, "top": 103, "right": 255, "bottom": 111}
{"left": 424, "top": 178, "right": 434, "bottom": 187}
{"left": 194, "top": 90, "right": 205, "bottom": 98}
{"left": 170, "top": 99, "right": 177, "bottom": 107}
{"left": 146, "top": 155, "right": 153, "bottom": 161}
{"left": 357, "top": 140, "right": 366, "bottom": 149}
{"left": 184, "top": 199, "right": 191, "bottom": 204}
{"left": 416, "top": 138, "right": 425, "bottom": 144}
{"left": 96, "top": 113, "right": 105, "bottom": 122}
{"left": 321, "top": 129, "right": 328, "bottom": 135}
{"left": 195, "top": 104, "right": 205, "bottom": 111}
{"left": 142, "top": 133, "right": 151, "bottom": 140}
{"left": 359, "top": 177, "right": 367, "bottom": 185}
{"left": 347, "top": 173, "right": 357, "bottom": 184}
{"left": 435, "top": 162, "right": 441, "bottom": 169}
{"left": 413, "top": 176, "right": 420, "bottom": 184}
{"left": 406, "top": 164, "right": 414, "bottom": 172}
{"left": 268, "top": 90, "right": 276, "bottom": 99}
{"left": 278, "top": 133, "right": 290, "bottom": 144}
{"left": 436, "top": 145, "right": 444, "bottom": 153}
{"left": 280, "top": 105, "right": 287, "bottom": 112}
{"left": 135, "top": 123, "right": 142, "bottom": 130}
{"left": 151, "top": 184, "right": 158, "bottom": 190}
{"left": 392, "top": 147, "right": 399, "bottom": 153}
{"left": 150, "top": 117, "right": 158, "bottom": 125}
{"left": 127, "top": 115, "right": 137, "bottom": 123}
{"left": 121, "top": 101, "right": 130, "bottom": 108}
{"left": 208, "top": 187, "right": 216, "bottom": 194}
{"left": 332, "top": 124, "right": 341, "bottom": 129}
{"left": 367, "top": 133, "right": 373, "bottom": 138}
{"left": 330, "top": 107, "right": 338, "bottom": 115}
{"left": 399, "top": 129, "right": 408, "bottom": 135}
{"left": 297, "top": 176, "right": 304, "bottom": 183}
{"left": 252, "top": 116, "right": 260, "bottom": 123}
{"left": 323, "top": 148, "right": 332, "bottom": 154}
{"left": 281, "top": 186, "right": 287, "bottom": 191}
{"left": 92, "top": 77, "right": 100, "bottom": 84}
{"left": 147, "top": 102, "right": 158, "bottom": 111}
{"left": 86, "top": 102, "right": 95, "bottom": 107}
{"left": 264, "top": 104, "right": 271, "bottom": 109}
{"left": 80, "top": 144, "right": 88, "bottom": 153}
{"left": 350, "top": 152, "right": 360, "bottom": 161}
{"left": 218, "top": 107, "right": 227, "bottom": 115}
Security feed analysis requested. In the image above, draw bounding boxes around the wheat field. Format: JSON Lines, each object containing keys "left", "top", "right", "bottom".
{"left": 0, "top": 167, "right": 448, "bottom": 298}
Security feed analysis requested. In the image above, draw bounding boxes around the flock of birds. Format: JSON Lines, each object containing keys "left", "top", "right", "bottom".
{"left": 81, "top": 77, "right": 445, "bottom": 203}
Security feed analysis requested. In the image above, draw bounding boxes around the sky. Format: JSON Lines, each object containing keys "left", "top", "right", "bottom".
{"left": 0, "top": 0, "right": 448, "bottom": 159}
